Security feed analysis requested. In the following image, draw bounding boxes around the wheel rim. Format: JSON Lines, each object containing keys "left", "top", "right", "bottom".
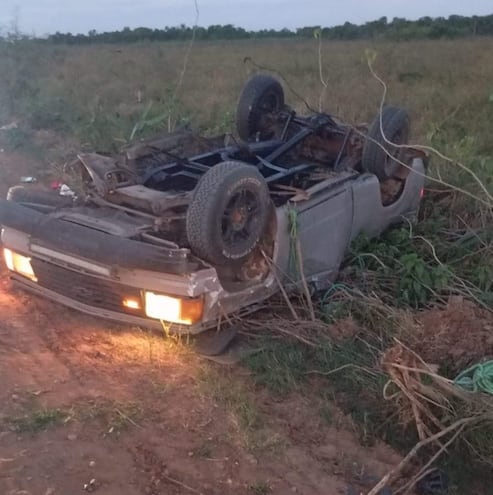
{"left": 258, "top": 92, "right": 280, "bottom": 114}
{"left": 221, "top": 189, "right": 260, "bottom": 252}
{"left": 253, "top": 92, "right": 281, "bottom": 140}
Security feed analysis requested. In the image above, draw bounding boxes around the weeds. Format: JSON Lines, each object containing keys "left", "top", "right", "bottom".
{"left": 197, "top": 367, "right": 261, "bottom": 433}
{"left": 346, "top": 217, "right": 492, "bottom": 309}
{"left": 8, "top": 407, "right": 68, "bottom": 433}
{"left": 196, "top": 366, "right": 283, "bottom": 452}
{"left": 244, "top": 335, "right": 393, "bottom": 444}
{"left": 191, "top": 442, "right": 213, "bottom": 459}
{"left": 79, "top": 399, "right": 142, "bottom": 433}
{"left": 248, "top": 481, "right": 271, "bottom": 495}
{"left": 1, "top": 37, "right": 490, "bottom": 157}
{"left": 5, "top": 399, "right": 143, "bottom": 435}
{"left": 1, "top": 126, "right": 31, "bottom": 151}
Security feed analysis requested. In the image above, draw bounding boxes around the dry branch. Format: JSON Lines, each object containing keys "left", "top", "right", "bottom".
{"left": 366, "top": 416, "right": 480, "bottom": 495}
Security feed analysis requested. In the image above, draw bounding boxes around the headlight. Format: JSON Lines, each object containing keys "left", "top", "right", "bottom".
{"left": 145, "top": 291, "right": 203, "bottom": 325}
{"left": 3, "top": 248, "right": 37, "bottom": 281}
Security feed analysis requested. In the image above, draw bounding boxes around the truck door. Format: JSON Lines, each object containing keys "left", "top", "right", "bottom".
{"left": 289, "top": 181, "right": 353, "bottom": 289}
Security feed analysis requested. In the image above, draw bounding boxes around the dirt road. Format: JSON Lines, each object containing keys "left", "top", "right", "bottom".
{"left": 0, "top": 270, "right": 403, "bottom": 495}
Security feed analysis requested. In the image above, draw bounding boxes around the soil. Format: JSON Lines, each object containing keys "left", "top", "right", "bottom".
{"left": 0, "top": 267, "right": 405, "bottom": 495}
{"left": 411, "top": 296, "right": 493, "bottom": 372}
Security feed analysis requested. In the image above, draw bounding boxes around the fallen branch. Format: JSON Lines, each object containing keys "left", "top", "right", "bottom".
{"left": 261, "top": 249, "right": 299, "bottom": 321}
{"left": 394, "top": 422, "right": 466, "bottom": 494}
{"left": 162, "top": 473, "right": 205, "bottom": 495}
{"left": 115, "top": 408, "right": 142, "bottom": 429}
{"left": 305, "top": 363, "right": 380, "bottom": 377}
{"left": 243, "top": 318, "right": 324, "bottom": 348}
{"left": 366, "top": 416, "right": 480, "bottom": 495}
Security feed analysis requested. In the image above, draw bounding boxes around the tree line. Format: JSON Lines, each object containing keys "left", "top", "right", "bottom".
{"left": 4, "top": 14, "right": 493, "bottom": 44}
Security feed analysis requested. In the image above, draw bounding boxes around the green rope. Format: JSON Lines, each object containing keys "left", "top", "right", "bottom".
{"left": 288, "top": 207, "right": 298, "bottom": 240}
{"left": 454, "top": 361, "right": 493, "bottom": 395}
{"left": 321, "top": 283, "right": 353, "bottom": 302}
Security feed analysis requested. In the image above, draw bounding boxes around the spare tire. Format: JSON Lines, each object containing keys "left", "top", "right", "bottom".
{"left": 186, "top": 161, "right": 271, "bottom": 265}
{"left": 361, "top": 106, "right": 410, "bottom": 182}
{"left": 236, "top": 74, "right": 285, "bottom": 142}
{"left": 7, "top": 185, "right": 74, "bottom": 208}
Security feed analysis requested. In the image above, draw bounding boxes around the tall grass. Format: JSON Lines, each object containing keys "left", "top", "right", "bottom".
{"left": 1, "top": 37, "right": 492, "bottom": 225}
{"left": 1, "top": 38, "right": 492, "bottom": 151}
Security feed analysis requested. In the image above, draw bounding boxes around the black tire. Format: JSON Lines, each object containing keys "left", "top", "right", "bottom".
{"left": 362, "top": 106, "right": 410, "bottom": 182}
{"left": 6, "top": 185, "right": 73, "bottom": 208}
{"left": 236, "top": 74, "right": 285, "bottom": 142}
{"left": 186, "top": 161, "right": 271, "bottom": 265}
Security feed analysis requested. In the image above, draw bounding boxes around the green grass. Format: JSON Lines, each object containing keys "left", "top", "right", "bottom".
{"left": 347, "top": 221, "right": 493, "bottom": 310}
{"left": 8, "top": 407, "right": 68, "bottom": 433}
{"left": 196, "top": 366, "right": 283, "bottom": 453}
{"left": 78, "top": 399, "right": 142, "bottom": 433}
{"left": 191, "top": 442, "right": 214, "bottom": 459}
{"left": 1, "top": 37, "right": 493, "bottom": 162}
{"left": 248, "top": 481, "right": 271, "bottom": 495}
{"left": 4, "top": 399, "right": 143, "bottom": 435}
{"left": 197, "top": 366, "right": 262, "bottom": 433}
{"left": 244, "top": 337, "right": 404, "bottom": 446}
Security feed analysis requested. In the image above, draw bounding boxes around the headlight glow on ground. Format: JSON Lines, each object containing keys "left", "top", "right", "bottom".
{"left": 145, "top": 291, "right": 203, "bottom": 325}
{"left": 3, "top": 248, "right": 37, "bottom": 282}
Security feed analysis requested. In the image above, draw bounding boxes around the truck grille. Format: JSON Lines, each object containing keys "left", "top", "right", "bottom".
{"left": 31, "top": 258, "right": 145, "bottom": 316}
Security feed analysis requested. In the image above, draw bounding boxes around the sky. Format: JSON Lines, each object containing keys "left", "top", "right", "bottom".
{"left": 1, "top": 0, "right": 492, "bottom": 36}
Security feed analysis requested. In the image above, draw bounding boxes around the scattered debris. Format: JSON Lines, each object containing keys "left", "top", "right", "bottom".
{"left": 59, "top": 183, "right": 76, "bottom": 197}
{"left": 83, "top": 478, "right": 99, "bottom": 492}
{"left": 20, "top": 176, "right": 37, "bottom": 184}
{"left": 416, "top": 469, "right": 448, "bottom": 495}
{"left": 378, "top": 341, "right": 493, "bottom": 494}
{"left": 454, "top": 359, "right": 493, "bottom": 394}
{"left": 0, "top": 122, "right": 18, "bottom": 131}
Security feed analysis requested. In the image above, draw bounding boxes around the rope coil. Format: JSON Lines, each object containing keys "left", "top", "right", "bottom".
{"left": 454, "top": 361, "right": 493, "bottom": 395}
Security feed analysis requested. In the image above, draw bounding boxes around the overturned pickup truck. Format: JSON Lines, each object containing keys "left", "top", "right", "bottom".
{"left": 0, "top": 74, "right": 426, "bottom": 333}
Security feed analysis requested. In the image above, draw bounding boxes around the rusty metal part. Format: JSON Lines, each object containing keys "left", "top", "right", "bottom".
{"left": 108, "top": 185, "right": 191, "bottom": 215}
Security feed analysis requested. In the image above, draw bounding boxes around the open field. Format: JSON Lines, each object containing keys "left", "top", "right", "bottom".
{"left": 1, "top": 37, "right": 493, "bottom": 494}
{"left": 1, "top": 37, "right": 493, "bottom": 150}
{"left": 1, "top": 36, "right": 492, "bottom": 210}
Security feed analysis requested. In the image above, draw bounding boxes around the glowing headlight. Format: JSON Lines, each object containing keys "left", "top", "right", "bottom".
{"left": 145, "top": 291, "right": 203, "bottom": 325}
{"left": 3, "top": 248, "right": 37, "bottom": 282}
